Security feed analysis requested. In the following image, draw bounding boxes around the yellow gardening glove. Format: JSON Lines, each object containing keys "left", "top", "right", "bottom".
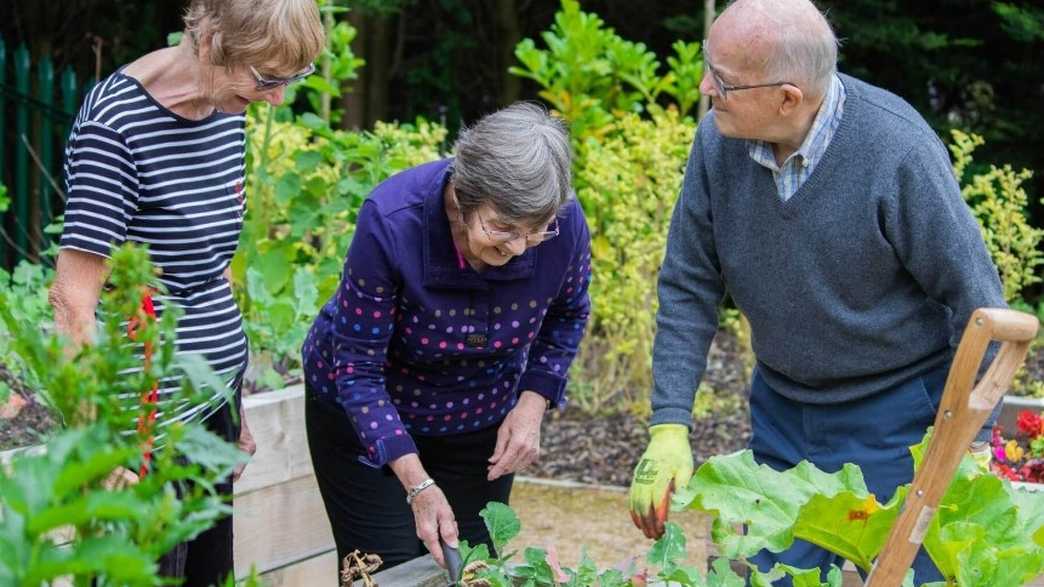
{"left": 628, "top": 424, "right": 693, "bottom": 539}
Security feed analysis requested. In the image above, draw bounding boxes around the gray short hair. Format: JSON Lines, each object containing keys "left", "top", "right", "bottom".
{"left": 451, "top": 102, "right": 573, "bottom": 224}
{"left": 725, "top": 0, "right": 839, "bottom": 98}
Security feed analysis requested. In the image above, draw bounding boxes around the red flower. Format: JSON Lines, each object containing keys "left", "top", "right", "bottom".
{"left": 1016, "top": 410, "right": 1044, "bottom": 438}
{"left": 992, "top": 462, "right": 1023, "bottom": 482}
{"left": 1019, "top": 459, "right": 1044, "bottom": 484}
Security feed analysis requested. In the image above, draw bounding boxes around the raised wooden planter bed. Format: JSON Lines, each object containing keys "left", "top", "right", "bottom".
{"left": 233, "top": 385, "right": 338, "bottom": 584}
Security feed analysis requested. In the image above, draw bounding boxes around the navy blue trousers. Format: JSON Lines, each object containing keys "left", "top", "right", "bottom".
{"left": 748, "top": 365, "right": 954, "bottom": 585}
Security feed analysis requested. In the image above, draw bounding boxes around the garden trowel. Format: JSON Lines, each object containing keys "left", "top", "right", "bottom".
{"left": 442, "top": 540, "right": 464, "bottom": 586}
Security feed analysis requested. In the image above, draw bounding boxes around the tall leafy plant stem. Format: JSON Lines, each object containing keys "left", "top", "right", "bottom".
{"left": 321, "top": 5, "right": 335, "bottom": 120}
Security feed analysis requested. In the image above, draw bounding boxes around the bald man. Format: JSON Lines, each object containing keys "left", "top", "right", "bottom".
{"left": 627, "top": 0, "right": 1003, "bottom": 583}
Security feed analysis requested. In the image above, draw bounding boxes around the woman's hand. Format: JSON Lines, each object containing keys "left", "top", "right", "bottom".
{"left": 50, "top": 249, "right": 109, "bottom": 353}
{"left": 232, "top": 404, "right": 256, "bottom": 483}
{"left": 409, "top": 482, "right": 459, "bottom": 568}
{"left": 487, "top": 390, "right": 547, "bottom": 481}
{"left": 102, "top": 466, "right": 140, "bottom": 491}
{"left": 390, "top": 454, "right": 458, "bottom": 568}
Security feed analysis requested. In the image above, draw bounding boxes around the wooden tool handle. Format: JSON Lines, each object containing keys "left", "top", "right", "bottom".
{"left": 865, "top": 308, "right": 1039, "bottom": 587}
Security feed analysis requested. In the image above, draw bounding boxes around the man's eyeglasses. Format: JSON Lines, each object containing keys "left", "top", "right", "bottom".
{"left": 249, "top": 63, "right": 316, "bottom": 91}
{"left": 702, "top": 42, "right": 793, "bottom": 100}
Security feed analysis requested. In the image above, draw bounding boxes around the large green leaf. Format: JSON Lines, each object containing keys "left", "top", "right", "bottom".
{"left": 792, "top": 487, "right": 904, "bottom": 571}
{"left": 677, "top": 451, "right": 878, "bottom": 560}
{"left": 954, "top": 542, "right": 1044, "bottom": 587}
{"left": 1010, "top": 486, "right": 1044, "bottom": 546}
{"left": 480, "top": 502, "right": 521, "bottom": 556}
{"left": 674, "top": 451, "right": 803, "bottom": 558}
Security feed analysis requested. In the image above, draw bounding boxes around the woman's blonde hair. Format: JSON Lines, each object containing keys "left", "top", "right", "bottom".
{"left": 184, "top": 0, "right": 325, "bottom": 75}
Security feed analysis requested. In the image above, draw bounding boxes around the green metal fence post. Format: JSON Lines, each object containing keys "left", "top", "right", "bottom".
{"left": 61, "top": 67, "right": 78, "bottom": 139}
{"left": 0, "top": 37, "right": 7, "bottom": 264}
{"left": 14, "top": 44, "right": 30, "bottom": 262}
{"left": 38, "top": 56, "right": 55, "bottom": 247}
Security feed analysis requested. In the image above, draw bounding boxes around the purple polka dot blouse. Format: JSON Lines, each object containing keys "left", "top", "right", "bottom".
{"left": 302, "top": 159, "right": 592, "bottom": 468}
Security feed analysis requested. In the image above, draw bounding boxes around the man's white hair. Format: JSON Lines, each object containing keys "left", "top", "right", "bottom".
{"left": 724, "top": 0, "right": 839, "bottom": 97}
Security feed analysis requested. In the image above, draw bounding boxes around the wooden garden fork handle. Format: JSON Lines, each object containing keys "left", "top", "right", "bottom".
{"left": 865, "top": 308, "right": 1040, "bottom": 587}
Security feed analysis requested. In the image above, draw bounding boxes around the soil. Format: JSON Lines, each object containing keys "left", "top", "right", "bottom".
{"left": 0, "top": 363, "right": 56, "bottom": 452}
{"left": 528, "top": 332, "right": 753, "bottom": 487}
{"left": 510, "top": 480, "right": 713, "bottom": 572}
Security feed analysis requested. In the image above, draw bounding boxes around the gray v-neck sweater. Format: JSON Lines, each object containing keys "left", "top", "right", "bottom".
{"left": 651, "top": 74, "right": 1005, "bottom": 427}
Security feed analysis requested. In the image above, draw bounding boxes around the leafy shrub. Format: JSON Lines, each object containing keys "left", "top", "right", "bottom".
{"left": 568, "top": 107, "right": 694, "bottom": 413}
{"left": 0, "top": 244, "right": 245, "bottom": 585}
{"left": 510, "top": 0, "right": 702, "bottom": 143}
{"left": 950, "top": 129, "right": 1043, "bottom": 304}
{"left": 296, "top": 0, "right": 366, "bottom": 124}
{"left": 950, "top": 130, "right": 1044, "bottom": 399}
{"left": 0, "top": 262, "right": 54, "bottom": 399}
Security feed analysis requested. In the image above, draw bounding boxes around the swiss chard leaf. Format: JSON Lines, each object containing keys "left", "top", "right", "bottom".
{"left": 481, "top": 502, "right": 521, "bottom": 557}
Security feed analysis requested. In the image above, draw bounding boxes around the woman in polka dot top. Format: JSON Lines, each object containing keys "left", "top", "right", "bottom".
{"left": 301, "top": 102, "right": 592, "bottom": 574}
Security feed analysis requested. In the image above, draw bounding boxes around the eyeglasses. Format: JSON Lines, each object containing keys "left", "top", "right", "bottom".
{"left": 476, "top": 212, "right": 560, "bottom": 246}
{"left": 249, "top": 63, "right": 316, "bottom": 91}
{"left": 452, "top": 187, "right": 560, "bottom": 246}
{"left": 702, "top": 41, "right": 793, "bottom": 101}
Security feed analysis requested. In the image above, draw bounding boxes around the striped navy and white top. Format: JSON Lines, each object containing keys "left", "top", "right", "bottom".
{"left": 60, "top": 71, "right": 249, "bottom": 428}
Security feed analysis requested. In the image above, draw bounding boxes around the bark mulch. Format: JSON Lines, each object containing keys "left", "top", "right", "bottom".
{"left": 0, "top": 363, "right": 57, "bottom": 452}
{"left": 528, "top": 332, "right": 753, "bottom": 487}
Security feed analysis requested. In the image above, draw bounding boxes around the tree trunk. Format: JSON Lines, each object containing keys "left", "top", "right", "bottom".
{"left": 339, "top": 8, "right": 368, "bottom": 130}
{"left": 364, "top": 13, "right": 392, "bottom": 127}
{"left": 320, "top": 7, "right": 334, "bottom": 121}
{"left": 495, "top": 0, "right": 522, "bottom": 106}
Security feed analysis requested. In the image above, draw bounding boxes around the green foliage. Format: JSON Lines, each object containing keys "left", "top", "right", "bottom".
{"left": 673, "top": 451, "right": 901, "bottom": 570}
{"left": 950, "top": 129, "right": 1043, "bottom": 304}
{"left": 459, "top": 503, "right": 840, "bottom": 587}
{"left": 677, "top": 437, "right": 1044, "bottom": 587}
{"left": 567, "top": 107, "right": 694, "bottom": 414}
{"left": 992, "top": 3, "right": 1044, "bottom": 44}
{"left": 510, "top": 0, "right": 701, "bottom": 142}
{"left": 910, "top": 431, "right": 1044, "bottom": 585}
{"left": 234, "top": 105, "right": 446, "bottom": 390}
{"left": 0, "top": 184, "right": 9, "bottom": 213}
{"left": 0, "top": 261, "right": 54, "bottom": 394}
{"left": 0, "top": 244, "right": 245, "bottom": 586}
{"left": 296, "top": 0, "right": 366, "bottom": 124}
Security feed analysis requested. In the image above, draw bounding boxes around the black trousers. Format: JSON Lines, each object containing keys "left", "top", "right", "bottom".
{"left": 157, "top": 396, "right": 241, "bottom": 586}
{"left": 304, "top": 388, "right": 513, "bottom": 573}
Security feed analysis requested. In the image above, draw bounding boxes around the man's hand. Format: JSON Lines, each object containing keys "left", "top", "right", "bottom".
{"left": 488, "top": 390, "right": 547, "bottom": 481}
{"left": 628, "top": 424, "right": 693, "bottom": 539}
{"left": 232, "top": 405, "right": 256, "bottom": 483}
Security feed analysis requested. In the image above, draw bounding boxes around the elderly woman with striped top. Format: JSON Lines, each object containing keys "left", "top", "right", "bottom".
{"left": 302, "top": 102, "right": 592, "bottom": 575}
{"left": 49, "top": 0, "right": 323, "bottom": 584}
